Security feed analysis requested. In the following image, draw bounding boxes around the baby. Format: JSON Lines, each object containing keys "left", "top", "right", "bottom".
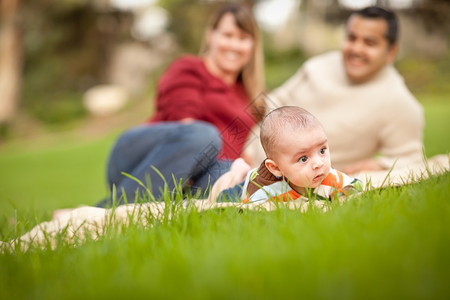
{"left": 241, "top": 106, "right": 361, "bottom": 203}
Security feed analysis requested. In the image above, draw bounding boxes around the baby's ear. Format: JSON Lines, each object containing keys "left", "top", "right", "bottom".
{"left": 265, "top": 159, "right": 283, "bottom": 178}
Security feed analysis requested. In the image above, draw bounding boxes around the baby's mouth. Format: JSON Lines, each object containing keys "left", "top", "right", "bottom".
{"left": 313, "top": 174, "right": 323, "bottom": 183}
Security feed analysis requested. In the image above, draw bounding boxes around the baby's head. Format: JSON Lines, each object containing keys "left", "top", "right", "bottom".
{"left": 260, "top": 106, "right": 331, "bottom": 194}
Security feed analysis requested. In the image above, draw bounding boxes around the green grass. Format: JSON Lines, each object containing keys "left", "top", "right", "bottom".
{"left": 0, "top": 133, "right": 115, "bottom": 225}
{"left": 0, "top": 95, "right": 449, "bottom": 299}
{"left": 0, "top": 174, "right": 449, "bottom": 299}
{"left": 419, "top": 94, "right": 450, "bottom": 156}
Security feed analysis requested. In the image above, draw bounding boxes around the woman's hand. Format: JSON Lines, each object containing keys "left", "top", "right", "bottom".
{"left": 180, "top": 118, "right": 195, "bottom": 124}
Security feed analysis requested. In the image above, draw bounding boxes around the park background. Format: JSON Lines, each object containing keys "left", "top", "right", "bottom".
{"left": 0, "top": 0, "right": 449, "bottom": 299}
{"left": 0, "top": 0, "right": 448, "bottom": 217}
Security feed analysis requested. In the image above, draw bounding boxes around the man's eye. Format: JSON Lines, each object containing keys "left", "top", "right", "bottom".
{"left": 365, "top": 40, "right": 377, "bottom": 47}
{"left": 346, "top": 34, "right": 356, "bottom": 42}
{"left": 299, "top": 156, "right": 308, "bottom": 163}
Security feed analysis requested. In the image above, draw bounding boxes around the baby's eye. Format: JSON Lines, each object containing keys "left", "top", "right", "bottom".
{"left": 299, "top": 156, "right": 308, "bottom": 163}
{"left": 320, "top": 147, "right": 327, "bottom": 155}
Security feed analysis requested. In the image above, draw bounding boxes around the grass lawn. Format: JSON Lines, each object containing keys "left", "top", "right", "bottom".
{"left": 0, "top": 133, "right": 115, "bottom": 226}
{"left": 0, "top": 174, "right": 449, "bottom": 299}
{"left": 420, "top": 95, "right": 450, "bottom": 156}
{"left": 0, "top": 95, "right": 449, "bottom": 299}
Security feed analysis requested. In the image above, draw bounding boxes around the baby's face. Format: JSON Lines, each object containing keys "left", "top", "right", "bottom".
{"left": 273, "top": 125, "right": 331, "bottom": 195}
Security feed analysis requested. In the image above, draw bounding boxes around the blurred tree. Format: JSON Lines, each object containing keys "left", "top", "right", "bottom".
{"left": 0, "top": 0, "right": 134, "bottom": 127}
{"left": 20, "top": 0, "right": 134, "bottom": 125}
{"left": 158, "top": 0, "right": 209, "bottom": 54}
{"left": 0, "top": 0, "right": 22, "bottom": 124}
{"left": 413, "top": 0, "right": 450, "bottom": 33}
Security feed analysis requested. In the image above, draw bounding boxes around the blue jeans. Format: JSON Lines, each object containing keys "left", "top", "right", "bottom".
{"left": 96, "top": 121, "right": 232, "bottom": 207}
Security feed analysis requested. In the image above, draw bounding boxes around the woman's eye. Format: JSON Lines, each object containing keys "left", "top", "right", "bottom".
{"left": 299, "top": 156, "right": 308, "bottom": 163}
{"left": 240, "top": 34, "right": 252, "bottom": 41}
{"left": 320, "top": 147, "right": 327, "bottom": 155}
{"left": 220, "top": 32, "right": 233, "bottom": 39}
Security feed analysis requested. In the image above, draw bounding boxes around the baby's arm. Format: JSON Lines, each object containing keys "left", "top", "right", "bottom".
{"left": 335, "top": 178, "right": 364, "bottom": 203}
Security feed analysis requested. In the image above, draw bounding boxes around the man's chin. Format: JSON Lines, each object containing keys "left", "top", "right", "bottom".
{"left": 346, "top": 70, "right": 368, "bottom": 84}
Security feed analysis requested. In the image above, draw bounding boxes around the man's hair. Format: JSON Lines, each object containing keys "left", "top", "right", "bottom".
{"left": 260, "top": 106, "right": 320, "bottom": 158}
{"left": 351, "top": 6, "right": 398, "bottom": 46}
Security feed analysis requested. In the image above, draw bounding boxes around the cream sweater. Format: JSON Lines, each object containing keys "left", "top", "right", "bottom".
{"left": 248, "top": 51, "right": 424, "bottom": 170}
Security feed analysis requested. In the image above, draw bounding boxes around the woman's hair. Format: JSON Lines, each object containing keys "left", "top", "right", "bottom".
{"left": 199, "top": 3, "right": 266, "bottom": 121}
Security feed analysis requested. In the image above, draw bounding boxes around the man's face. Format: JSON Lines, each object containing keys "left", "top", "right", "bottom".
{"left": 342, "top": 15, "right": 397, "bottom": 84}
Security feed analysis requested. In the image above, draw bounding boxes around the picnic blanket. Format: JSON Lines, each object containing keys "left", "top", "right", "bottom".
{"left": 0, "top": 199, "right": 325, "bottom": 252}
{"left": 1, "top": 154, "right": 448, "bottom": 252}
{"left": 353, "top": 154, "right": 449, "bottom": 188}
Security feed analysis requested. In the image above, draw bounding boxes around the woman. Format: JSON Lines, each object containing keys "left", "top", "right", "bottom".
{"left": 96, "top": 3, "right": 265, "bottom": 207}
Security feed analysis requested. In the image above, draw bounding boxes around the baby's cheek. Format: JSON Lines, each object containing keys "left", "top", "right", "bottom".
{"left": 299, "top": 174, "right": 312, "bottom": 185}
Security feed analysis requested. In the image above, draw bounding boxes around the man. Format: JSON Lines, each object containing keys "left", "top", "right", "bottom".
{"left": 246, "top": 6, "right": 424, "bottom": 174}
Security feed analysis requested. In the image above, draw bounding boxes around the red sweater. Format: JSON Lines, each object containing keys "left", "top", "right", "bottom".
{"left": 150, "top": 55, "right": 256, "bottom": 159}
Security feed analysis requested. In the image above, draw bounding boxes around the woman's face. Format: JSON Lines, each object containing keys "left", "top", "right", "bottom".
{"left": 207, "top": 13, "right": 254, "bottom": 79}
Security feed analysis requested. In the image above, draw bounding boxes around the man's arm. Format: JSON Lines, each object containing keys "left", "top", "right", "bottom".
{"left": 372, "top": 94, "right": 424, "bottom": 171}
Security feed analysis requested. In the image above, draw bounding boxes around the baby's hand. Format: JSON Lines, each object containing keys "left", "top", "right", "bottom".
{"left": 230, "top": 158, "right": 252, "bottom": 182}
